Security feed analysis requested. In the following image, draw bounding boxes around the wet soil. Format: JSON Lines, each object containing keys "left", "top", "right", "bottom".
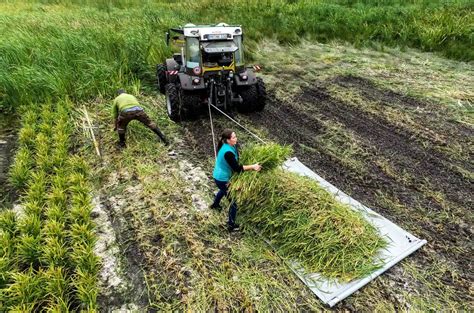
{"left": 299, "top": 83, "right": 472, "bottom": 212}
{"left": 0, "top": 115, "right": 19, "bottom": 208}
{"left": 333, "top": 74, "right": 474, "bottom": 154}
{"left": 182, "top": 75, "right": 473, "bottom": 308}
{"left": 97, "top": 195, "right": 150, "bottom": 310}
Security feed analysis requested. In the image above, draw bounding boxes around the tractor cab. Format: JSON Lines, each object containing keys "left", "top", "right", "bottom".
{"left": 167, "top": 23, "right": 245, "bottom": 75}
{"left": 157, "top": 23, "right": 266, "bottom": 121}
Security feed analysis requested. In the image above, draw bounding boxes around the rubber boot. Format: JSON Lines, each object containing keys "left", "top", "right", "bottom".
{"left": 153, "top": 128, "right": 169, "bottom": 145}
{"left": 118, "top": 133, "right": 126, "bottom": 149}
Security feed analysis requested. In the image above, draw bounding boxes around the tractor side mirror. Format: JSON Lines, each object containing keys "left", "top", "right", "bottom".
{"left": 166, "top": 32, "right": 170, "bottom": 46}
{"left": 173, "top": 54, "right": 183, "bottom": 64}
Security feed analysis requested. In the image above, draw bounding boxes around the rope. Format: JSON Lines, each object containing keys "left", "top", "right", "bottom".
{"left": 208, "top": 99, "right": 217, "bottom": 159}
{"left": 208, "top": 81, "right": 217, "bottom": 158}
{"left": 208, "top": 102, "right": 267, "bottom": 144}
{"left": 206, "top": 79, "right": 267, "bottom": 158}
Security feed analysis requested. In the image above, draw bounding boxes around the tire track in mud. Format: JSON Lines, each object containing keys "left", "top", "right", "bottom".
{"left": 334, "top": 75, "right": 431, "bottom": 109}
{"left": 251, "top": 92, "right": 451, "bottom": 218}
{"left": 334, "top": 75, "right": 474, "bottom": 151}
{"left": 300, "top": 84, "right": 473, "bottom": 213}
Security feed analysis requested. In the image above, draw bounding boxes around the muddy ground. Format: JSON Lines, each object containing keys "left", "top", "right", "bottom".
{"left": 0, "top": 115, "right": 18, "bottom": 209}
{"left": 182, "top": 74, "right": 473, "bottom": 309}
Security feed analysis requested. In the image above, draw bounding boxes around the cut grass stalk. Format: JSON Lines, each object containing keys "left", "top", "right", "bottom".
{"left": 0, "top": 210, "right": 17, "bottom": 236}
{"left": 2, "top": 268, "right": 47, "bottom": 310}
{"left": 41, "top": 237, "right": 68, "bottom": 267}
{"left": 24, "top": 171, "right": 48, "bottom": 205}
{"left": 72, "top": 267, "right": 98, "bottom": 312}
{"left": 230, "top": 144, "right": 388, "bottom": 282}
{"left": 44, "top": 266, "right": 70, "bottom": 312}
{"left": 18, "top": 213, "right": 41, "bottom": 237}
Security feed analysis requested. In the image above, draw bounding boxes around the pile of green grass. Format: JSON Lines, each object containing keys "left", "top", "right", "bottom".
{"left": 230, "top": 143, "right": 388, "bottom": 282}
{"left": 0, "top": 101, "right": 98, "bottom": 311}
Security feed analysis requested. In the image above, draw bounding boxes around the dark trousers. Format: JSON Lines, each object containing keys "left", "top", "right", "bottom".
{"left": 212, "top": 179, "right": 237, "bottom": 226}
{"left": 117, "top": 109, "right": 168, "bottom": 144}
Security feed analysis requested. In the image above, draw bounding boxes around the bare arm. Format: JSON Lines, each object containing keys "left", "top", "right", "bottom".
{"left": 243, "top": 163, "right": 262, "bottom": 171}
{"left": 224, "top": 152, "right": 262, "bottom": 172}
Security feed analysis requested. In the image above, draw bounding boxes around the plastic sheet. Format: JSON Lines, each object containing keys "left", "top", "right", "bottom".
{"left": 282, "top": 157, "right": 427, "bottom": 307}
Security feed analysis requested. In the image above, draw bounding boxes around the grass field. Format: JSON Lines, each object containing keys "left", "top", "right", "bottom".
{"left": 0, "top": 0, "right": 473, "bottom": 311}
{"left": 0, "top": 0, "right": 472, "bottom": 113}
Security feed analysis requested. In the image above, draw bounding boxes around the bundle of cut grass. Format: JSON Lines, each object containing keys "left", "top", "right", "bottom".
{"left": 230, "top": 144, "right": 388, "bottom": 282}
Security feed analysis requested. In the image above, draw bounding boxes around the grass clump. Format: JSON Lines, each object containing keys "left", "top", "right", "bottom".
{"left": 230, "top": 143, "right": 388, "bottom": 282}
{"left": 8, "top": 147, "right": 32, "bottom": 190}
{"left": 239, "top": 142, "right": 292, "bottom": 170}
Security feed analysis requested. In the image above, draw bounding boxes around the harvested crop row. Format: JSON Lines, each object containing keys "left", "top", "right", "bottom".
{"left": 230, "top": 144, "right": 388, "bottom": 282}
{"left": 0, "top": 102, "right": 98, "bottom": 311}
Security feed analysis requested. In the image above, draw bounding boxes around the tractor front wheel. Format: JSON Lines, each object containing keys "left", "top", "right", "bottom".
{"left": 157, "top": 64, "right": 167, "bottom": 94}
{"left": 255, "top": 77, "right": 267, "bottom": 111}
{"left": 165, "top": 83, "right": 180, "bottom": 122}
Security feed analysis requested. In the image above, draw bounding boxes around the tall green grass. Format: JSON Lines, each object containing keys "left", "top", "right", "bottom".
{"left": 0, "top": 0, "right": 471, "bottom": 112}
{"left": 197, "top": 0, "right": 473, "bottom": 61}
{"left": 0, "top": 1, "right": 176, "bottom": 112}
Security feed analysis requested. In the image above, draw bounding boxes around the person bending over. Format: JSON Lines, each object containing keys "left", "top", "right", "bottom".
{"left": 112, "top": 89, "right": 169, "bottom": 148}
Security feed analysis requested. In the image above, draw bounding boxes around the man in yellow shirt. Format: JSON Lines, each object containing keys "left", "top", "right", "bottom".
{"left": 112, "top": 89, "right": 169, "bottom": 148}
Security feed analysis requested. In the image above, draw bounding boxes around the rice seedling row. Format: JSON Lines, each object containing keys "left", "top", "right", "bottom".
{"left": 0, "top": 101, "right": 99, "bottom": 311}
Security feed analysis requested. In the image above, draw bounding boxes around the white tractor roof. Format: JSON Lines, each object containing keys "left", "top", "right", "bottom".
{"left": 183, "top": 23, "right": 242, "bottom": 40}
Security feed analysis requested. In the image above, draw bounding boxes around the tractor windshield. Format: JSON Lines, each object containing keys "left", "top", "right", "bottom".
{"left": 186, "top": 37, "right": 200, "bottom": 68}
{"left": 233, "top": 35, "right": 244, "bottom": 66}
{"left": 201, "top": 41, "right": 238, "bottom": 67}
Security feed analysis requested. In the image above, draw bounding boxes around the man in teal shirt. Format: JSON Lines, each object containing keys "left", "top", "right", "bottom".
{"left": 113, "top": 89, "right": 169, "bottom": 148}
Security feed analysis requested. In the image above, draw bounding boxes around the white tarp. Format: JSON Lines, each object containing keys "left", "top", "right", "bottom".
{"left": 282, "top": 157, "right": 426, "bottom": 307}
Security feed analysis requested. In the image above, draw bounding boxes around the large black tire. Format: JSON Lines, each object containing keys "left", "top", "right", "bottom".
{"left": 165, "top": 83, "right": 180, "bottom": 122}
{"left": 255, "top": 77, "right": 267, "bottom": 111}
{"left": 156, "top": 63, "right": 167, "bottom": 94}
{"left": 237, "top": 84, "right": 259, "bottom": 113}
{"left": 181, "top": 91, "right": 202, "bottom": 120}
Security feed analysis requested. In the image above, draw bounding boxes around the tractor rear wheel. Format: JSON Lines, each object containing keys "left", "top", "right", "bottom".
{"left": 255, "top": 77, "right": 267, "bottom": 111}
{"left": 165, "top": 83, "right": 180, "bottom": 121}
{"left": 237, "top": 84, "right": 259, "bottom": 113}
{"left": 181, "top": 91, "right": 202, "bottom": 120}
{"left": 157, "top": 64, "right": 167, "bottom": 94}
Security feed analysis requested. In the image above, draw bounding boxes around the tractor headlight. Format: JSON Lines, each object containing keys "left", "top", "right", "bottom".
{"left": 193, "top": 66, "right": 201, "bottom": 75}
{"left": 241, "top": 75, "right": 248, "bottom": 80}
{"left": 192, "top": 78, "right": 200, "bottom": 85}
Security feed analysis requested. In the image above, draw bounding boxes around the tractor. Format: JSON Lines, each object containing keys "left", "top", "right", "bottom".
{"left": 156, "top": 23, "right": 267, "bottom": 121}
